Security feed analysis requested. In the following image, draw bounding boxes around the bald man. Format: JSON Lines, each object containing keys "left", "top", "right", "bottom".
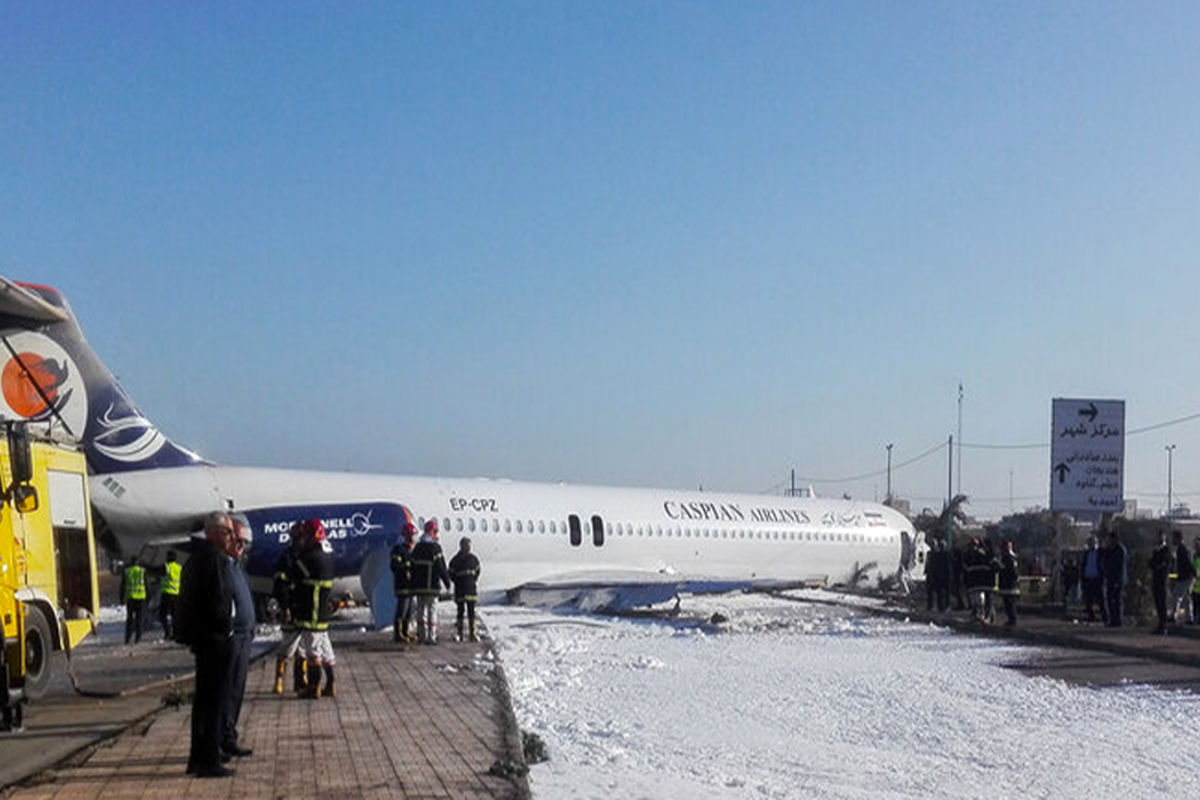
{"left": 176, "top": 512, "right": 237, "bottom": 778}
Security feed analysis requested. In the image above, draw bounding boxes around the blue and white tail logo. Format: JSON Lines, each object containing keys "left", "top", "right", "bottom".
{"left": 0, "top": 282, "right": 206, "bottom": 473}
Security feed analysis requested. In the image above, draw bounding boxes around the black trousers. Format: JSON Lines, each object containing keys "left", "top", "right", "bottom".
{"left": 1002, "top": 594, "right": 1017, "bottom": 625}
{"left": 223, "top": 633, "right": 252, "bottom": 750}
{"left": 125, "top": 600, "right": 144, "bottom": 644}
{"left": 189, "top": 639, "right": 233, "bottom": 772}
{"left": 1105, "top": 583, "right": 1123, "bottom": 627}
{"left": 1152, "top": 580, "right": 1169, "bottom": 631}
{"left": 1082, "top": 577, "right": 1105, "bottom": 622}
{"left": 159, "top": 594, "right": 177, "bottom": 640}
{"left": 455, "top": 598, "right": 476, "bottom": 628}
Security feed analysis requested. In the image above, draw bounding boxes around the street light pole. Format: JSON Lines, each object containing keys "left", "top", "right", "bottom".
{"left": 886, "top": 443, "right": 893, "bottom": 505}
{"left": 1166, "top": 444, "right": 1177, "bottom": 519}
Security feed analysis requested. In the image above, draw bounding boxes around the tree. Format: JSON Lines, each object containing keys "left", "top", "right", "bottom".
{"left": 912, "top": 494, "right": 970, "bottom": 546}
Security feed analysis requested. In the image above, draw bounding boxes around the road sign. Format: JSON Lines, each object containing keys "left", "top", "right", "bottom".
{"left": 1050, "top": 398, "right": 1124, "bottom": 512}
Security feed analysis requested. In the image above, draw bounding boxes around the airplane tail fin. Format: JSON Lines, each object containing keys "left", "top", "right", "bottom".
{"left": 0, "top": 277, "right": 207, "bottom": 473}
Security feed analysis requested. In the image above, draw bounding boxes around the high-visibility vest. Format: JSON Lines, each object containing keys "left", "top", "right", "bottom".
{"left": 1193, "top": 557, "right": 1200, "bottom": 595}
{"left": 162, "top": 561, "right": 182, "bottom": 596}
{"left": 124, "top": 565, "right": 146, "bottom": 601}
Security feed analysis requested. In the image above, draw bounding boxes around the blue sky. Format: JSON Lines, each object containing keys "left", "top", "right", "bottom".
{"left": 4, "top": 2, "right": 1200, "bottom": 519}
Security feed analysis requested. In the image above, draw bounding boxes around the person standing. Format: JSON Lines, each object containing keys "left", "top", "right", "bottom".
{"left": 448, "top": 537, "right": 481, "bottom": 642}
{"left": 1060, "top": 553, "right": 1080, "bottom": 610}
{"left": 1192, "top": 537, "right": 1200, "bottom": 625}
{"left": 176, "top": 512, "right": 236, "bottom": 778}
{"left": 1150, "top": 530, "right": 1172, "bottom": 635}
{"left": 271, "top": 523, "right": 309, "bottom": 694}
{"left": 293, "top": 519, "right": 337, "bottom": 698}
{"left": 1170, "top": 530, "right": 1195, "bottom": 624}
{"left": 222, "top": 516, "right": 256, "bottom": 758}
{"left": 158, "top": 550, "right": 181, "bottom": 641}
{"left": 410, "top": 519, "right": 451, "bottom": 644}
{"left": 997, "top": 540, "right": 1020, "bottom": 626}
{"left": 1101, "top": 530, "right": 1128, "bottom": 628}
{"left": 391, "top": 522, "right": 418, "bottom": 643}
{"left": 1080, "top": 536, "right": 1106, "bottom": 624}
{"left": 121, "top": 556, "right": 147, "bottom": 645}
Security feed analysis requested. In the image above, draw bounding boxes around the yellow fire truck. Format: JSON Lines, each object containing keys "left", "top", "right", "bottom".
{"left": 0, "top": 422, "right": 99, "bottom": 730}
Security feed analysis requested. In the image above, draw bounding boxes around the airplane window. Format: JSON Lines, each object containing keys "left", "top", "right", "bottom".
{"left": 468, "top": 518, "right": 476, "bottom": 532}
{"left": 568, "top": 515, "right": 581, "bottom": 546}
{"left": 504, "top": 519, "right": 511, "bottom": 533}
{"left": 592, "top": 515, "right": 604, "bottom": 547}
{"left": 538, "top": 520, "right": 545, "bottom": 534}
{"left": 418, "top": 517, "right": 425, "bottom": 530}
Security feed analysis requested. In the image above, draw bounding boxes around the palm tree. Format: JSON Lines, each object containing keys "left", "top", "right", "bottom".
{"left": 913, "top": 493, "right": 970, "bottom": 547}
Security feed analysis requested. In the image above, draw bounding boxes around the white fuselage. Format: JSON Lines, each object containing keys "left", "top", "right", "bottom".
{"left": 91, "top": 463, "right": 913, "bottom": 594}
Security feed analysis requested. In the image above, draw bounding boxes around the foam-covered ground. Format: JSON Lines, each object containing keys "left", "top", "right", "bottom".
{"left": 485, "top": 591, "right": 1200, "bottom": 799}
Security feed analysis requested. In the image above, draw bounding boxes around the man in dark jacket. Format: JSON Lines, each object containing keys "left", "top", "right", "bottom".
{"left": 1101, "top": 531, "right": 1128, "bottom": 628}
{"left": 222, "top": 515, "right": 256, "bottom": 759}
{"left": 448, "top": 537, "right": 481, "bottom": 642}
{"left": 176, "top": 512, "right": 236, "bottom": 778}
{"left": 1080, "top": 535, "right": 1106, "bottom": 623}
{"left": 391, "top": 522, "right": 418, "bottom": 643}
{"left": 410, "top": 519, "right": 451, "bottom": 644}
{"left": 925, "top": 539, "right": 951, "bottom": 612}
{"left": 1150, "top": 530, "right": 1172, "bottom": 635}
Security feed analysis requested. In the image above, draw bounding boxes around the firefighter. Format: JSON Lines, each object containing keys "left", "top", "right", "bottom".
{"left": 158, "top": 550, "right": 181, "bottom": 641}
{"left": 121, "top": 556, "right": 147, "bottom": 644}
{"left": 961, "top": 538, "right": 992, "bottom": 622}
{"left": 271, "top": 522, "right": 309, "bottom": 694}
{"left": 448, "top": 537, "right": 481, "bottom": 642}
{"left": 997, "top": 540, "right": 1019, "bottom": 626}
{"left": 410, "top": 519, "right": 451, "bottom": 644}
{"left": 391, "top": 522, "right": 418, "bottom": 643}
{"left": 293, "top": 519, "right": 336, "bottom": 698}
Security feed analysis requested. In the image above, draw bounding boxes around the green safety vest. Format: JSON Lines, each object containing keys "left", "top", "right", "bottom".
{"left": 162, "top": 561, "right": 181, "bottom": 596}
{"left": 124, "top": 565, "right": 146, "bottom": 601}
{"left": 1193, "top": 557, "right": 1200, "bottom": 595}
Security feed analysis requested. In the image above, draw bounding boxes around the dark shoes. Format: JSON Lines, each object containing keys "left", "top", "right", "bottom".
{"left": 222, "top": 744, "right": 254, "bottom": 758}
{"left": 187, "top": 763, "right": 236, "bottom": 778}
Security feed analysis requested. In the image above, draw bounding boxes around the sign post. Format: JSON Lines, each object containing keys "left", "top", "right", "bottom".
{"left": 1049, "top": 398, "right": 1125, "bottom": 513}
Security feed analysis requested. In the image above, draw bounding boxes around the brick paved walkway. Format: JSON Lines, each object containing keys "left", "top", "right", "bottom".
{"left": 3, "top": 634, "right": 529, "bottom": 800}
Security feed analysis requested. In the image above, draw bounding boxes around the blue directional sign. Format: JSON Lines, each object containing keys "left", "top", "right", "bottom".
{"left": 1050, "top": 398, "right": 1125, "bottom": 512}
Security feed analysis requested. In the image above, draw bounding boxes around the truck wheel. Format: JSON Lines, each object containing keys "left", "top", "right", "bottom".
{"left": 22, "top": 606, "right": 56, "bottom": 700}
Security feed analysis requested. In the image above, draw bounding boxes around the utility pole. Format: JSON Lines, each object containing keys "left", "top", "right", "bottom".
{"left": 885, "top": 443, "right": 893, "bottom": 505}
{"left": 1166, "top": 444, "right": 1177, "bottom": 518}
{"left": 956, "top": 383, "right": 963, "bottom": 497}
{"left": 945, "top": 434, "right": 953, "bottom": 548}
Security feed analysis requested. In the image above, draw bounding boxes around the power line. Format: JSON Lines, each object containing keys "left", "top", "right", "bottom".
{"left": 790, "top": 439, "right": 947, "bottom": 484}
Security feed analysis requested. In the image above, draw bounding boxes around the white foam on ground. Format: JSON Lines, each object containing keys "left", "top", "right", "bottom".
{"left": 485, "top": 592, "right": 1200, "bottom": 799}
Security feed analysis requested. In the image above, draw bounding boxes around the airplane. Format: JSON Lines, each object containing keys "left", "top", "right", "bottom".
{"left": 0, "top": 277, "right": 922, "bottom": 624}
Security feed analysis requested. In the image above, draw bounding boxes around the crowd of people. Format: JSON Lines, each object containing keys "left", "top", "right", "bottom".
{"left": 922, "top": 528, "right": 1200, "bottom": 632}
